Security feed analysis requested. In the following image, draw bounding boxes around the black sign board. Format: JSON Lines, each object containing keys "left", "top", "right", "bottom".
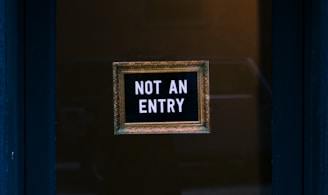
{"left": 113, "top": 61, "right": 209, "bottom": 134}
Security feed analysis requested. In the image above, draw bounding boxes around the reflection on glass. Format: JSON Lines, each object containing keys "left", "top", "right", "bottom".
{"left": 56, "top": 0, "right": 272, "bottom": 194}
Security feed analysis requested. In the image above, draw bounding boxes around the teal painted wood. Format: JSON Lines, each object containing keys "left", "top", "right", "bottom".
{"left": 5, "top": 0, "right": 26, "bottom": 193}
{"left": 0, "top": 0, "right": 9, "bottom": 194}
{"left": 1, "top": 0, "right": 25, "bottom": 194}
{"left": 304, "top": 0, "right": 328, "bottom": 194}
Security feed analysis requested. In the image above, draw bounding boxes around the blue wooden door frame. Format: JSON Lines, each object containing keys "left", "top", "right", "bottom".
{"left": 24, "top": 0, "right": 56, "bottom": 194}
{"left": 303, "top": 0, "right": 328, "bottom": 194}
{"left": 0, "top": 0, "right": 55, "bottom": 194}
{"left": 272, "top": 0, "right": 304, "bottom": 194}
{"left": 1, "top": 0, "right": 26, "bottom": 194}
{"left": 1, "top": 0, "right": 328, "bottom": 194}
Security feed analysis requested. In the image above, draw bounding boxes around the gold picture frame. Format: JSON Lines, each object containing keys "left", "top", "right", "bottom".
{"left": 113, "top": 60, "right": 210, "bottom": 134}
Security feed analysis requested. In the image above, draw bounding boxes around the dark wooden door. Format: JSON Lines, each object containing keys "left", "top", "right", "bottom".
{"left": 56, "top": 1, "right": 272, "bottom": 194}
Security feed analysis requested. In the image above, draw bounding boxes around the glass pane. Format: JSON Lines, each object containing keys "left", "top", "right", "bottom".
{"left": 56, "top": 0, "right": 272, "bottom": 194}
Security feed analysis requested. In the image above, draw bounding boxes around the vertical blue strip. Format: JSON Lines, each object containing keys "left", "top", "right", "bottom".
{"left": 304, "top": 0, "right": 328, "bottom": 194}
{"left": 0, "top": 0, "right": 8, "bottom": 194}
{"left": 25, "top": 0, "right": 56, "bottom": 194}
{"left": 272, "top": 0, "right": 304, "bottom": 194}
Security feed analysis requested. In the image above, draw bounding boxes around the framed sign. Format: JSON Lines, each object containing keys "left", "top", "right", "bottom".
{"left": 113, "top": 61, "right": 210, "bottom": 134}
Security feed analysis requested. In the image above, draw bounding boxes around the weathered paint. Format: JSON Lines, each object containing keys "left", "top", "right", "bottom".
{"left": 0, "top": 0, "right": 8, "bottom": 194}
